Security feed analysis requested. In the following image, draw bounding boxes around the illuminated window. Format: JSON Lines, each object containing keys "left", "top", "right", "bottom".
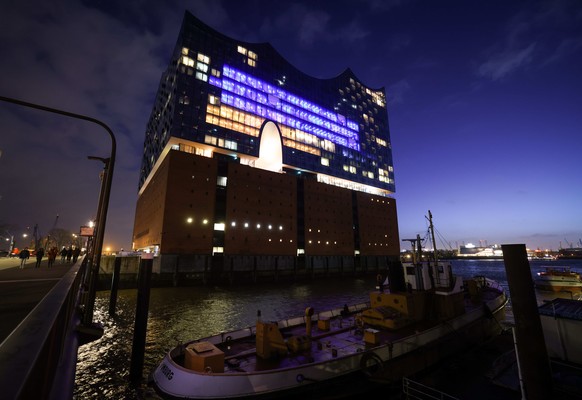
{"left": 196, "top": 62, "right": 208, "bottom": 72}
{"left": 181, "top": 56, "right": 194, "bottom": 67}
{"left": 248, "top": 51, "right": 257, "bottom": 59}
{"left": 214, "top": 223, "right": 225, "bottom": 231}
{"left": 181, "top": 47, "right": 189, "bottom": 55}
{"left": 196, "top": 71, "right": 207, "bottom": 81}
{"left": 217, "top": 176, "right": 227, "bottom": 186}
{"left": 197, "top": 53, "right": 209, "bottom": 63}
{"left": 321, "top": 157, "right": 329, "bottom": 166}
{"left": 209, "top": 65, "right": 360, "bottom": 150}
{"left": 237, "top": 46, "right": 247, "bottom": 55}
{"left": 204, "top": 135, "right": 217, "bottom": 145}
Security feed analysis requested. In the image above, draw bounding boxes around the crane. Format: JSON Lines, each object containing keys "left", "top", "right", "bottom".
{"left": 44, "top": 214, "right": 59, "bottom": 249}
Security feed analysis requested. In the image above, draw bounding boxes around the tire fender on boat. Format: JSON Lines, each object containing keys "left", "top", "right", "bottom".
{"left": 360, "top": 352, "right": 383, "bottom": 377}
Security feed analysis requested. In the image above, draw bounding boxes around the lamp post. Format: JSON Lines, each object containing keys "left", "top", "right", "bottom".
{"left": 84, "top": 156, "right": 110, "bottom": 324}
{"left": 0, "top": 95, "right": 116, "bottom": 326}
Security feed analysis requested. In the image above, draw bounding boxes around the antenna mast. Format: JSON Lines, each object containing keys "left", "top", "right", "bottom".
{"left": 428, "top": 210, "right": 438, "bottom": 266}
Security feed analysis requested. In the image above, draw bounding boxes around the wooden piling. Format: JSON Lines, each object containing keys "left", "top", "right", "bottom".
{"left": 501, "top": 244, "right": 553, "bottom": 400}
{"left": 108, "top": 256, "right": 122, "bottom": 316}
{"left": 129, "top": 256, "right": 153, "bottom": 384}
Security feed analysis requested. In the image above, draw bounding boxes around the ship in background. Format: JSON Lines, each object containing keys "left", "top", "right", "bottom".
{"left": 455, "top": 243, "right": 504, "bottom": 259}
{"left": 557, "top": 239, "right": 582, "bottom": 259}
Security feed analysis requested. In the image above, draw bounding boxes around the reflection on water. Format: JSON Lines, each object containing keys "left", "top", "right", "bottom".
{"left": 73, "top": 260, "right": 582, "bottom": 399}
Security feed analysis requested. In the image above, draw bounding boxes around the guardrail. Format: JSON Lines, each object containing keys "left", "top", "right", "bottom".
{"left": 0, "top": 257, "right": 99, "bottom": 399}
{"left": 402, "top": 377, "right": 458, "bottom": 400}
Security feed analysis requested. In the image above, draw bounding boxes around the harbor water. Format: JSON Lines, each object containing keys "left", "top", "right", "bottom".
{"left": 73, "top": 258, "right": 582, "bottom": 399}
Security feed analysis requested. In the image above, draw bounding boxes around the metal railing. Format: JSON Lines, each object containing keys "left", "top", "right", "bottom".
{"left": 402, "top": 377, "right": 459, "bottom": 400}
{"left": 0, "top": 258, "right": 90, "bottom": 399}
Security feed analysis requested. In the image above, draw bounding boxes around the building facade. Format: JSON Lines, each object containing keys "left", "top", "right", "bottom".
{"left": 133, "top": 11, "right": 400, "bottom": 281}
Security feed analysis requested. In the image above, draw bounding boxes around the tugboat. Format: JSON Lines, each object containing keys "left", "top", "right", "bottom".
{"left": 150, "top": 212, "right": 508, "bottom": 399}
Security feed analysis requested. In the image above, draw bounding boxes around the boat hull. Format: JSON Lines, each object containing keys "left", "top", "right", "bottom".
{"left": 151, "top": 290, "right": 507, "bottom": 399}
{"left": 534, "top": 281, "right": 582, "bottom": 293}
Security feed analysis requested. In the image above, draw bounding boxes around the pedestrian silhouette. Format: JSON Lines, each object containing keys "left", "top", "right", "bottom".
{"left": 66, "top": 246, "right": 73, "bottom": 263}
{"left": 48, "top": 246, "right": 58, "bottom": 268}
{"left": 72, "top": 246, "right": 81, "bottom": 263}
{"left": 35, "top": 247, "right": 44, "bottom": 268}
{"left": 19, "top": 247, "right": 30, "bottom": 269}
{"left": 60, "top": 246, "right": 67, "bottom": 263}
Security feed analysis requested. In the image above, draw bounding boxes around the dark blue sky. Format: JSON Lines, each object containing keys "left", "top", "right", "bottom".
{"left": 1, "top": 0, "right": 581, "bottom": 251}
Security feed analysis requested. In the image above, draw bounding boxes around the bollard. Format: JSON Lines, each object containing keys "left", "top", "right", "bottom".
{"left": 501, "top": 244, "right": 553, "bottom": 400}
{"left": 108, "top": 256, "right": 122, "bottom": 316}
{"left": 129, "top": 255, "right": 153, "bottom": 385}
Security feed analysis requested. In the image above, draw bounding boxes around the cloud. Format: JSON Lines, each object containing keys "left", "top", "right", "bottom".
{"left": 476, "top": 0, "right": 582, "bottom": 82}
{"left": 0, "top": 1, "right": 176, "bottom": 248}
{"left": 387, "top": 79, "right": 410, "bottom": 105}
{"left": 258, "top": 3, "right": 369, "bottom": 48}
{"left": 541, "top": 36, "right": 582, "bottom": 67}
{"left": 477, "top": 42, "right": 536, "bottom": 81}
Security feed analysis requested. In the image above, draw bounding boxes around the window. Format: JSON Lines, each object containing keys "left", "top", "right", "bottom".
{"left": 197, "top": 53, "right": 209, "bottom": 63}
{"left": 196, "top": 62, "right": 208, "bottom": 72}
{"left": 181, "top": 55, "right": 194, "bottom": 67}
{"left": 217, "top": 176, "right": 227, "bottom": 186}
{"left": 195, "top": 71, "right": 207, "bottom": 81}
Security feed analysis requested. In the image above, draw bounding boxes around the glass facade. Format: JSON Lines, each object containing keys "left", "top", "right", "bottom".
{"left": 139, "top": 11, "right": 395, "bottom": 195}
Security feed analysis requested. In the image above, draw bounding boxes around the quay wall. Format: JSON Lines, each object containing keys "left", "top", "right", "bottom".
{"left": 96, "top": 254, "right": 397, "bottom": 290}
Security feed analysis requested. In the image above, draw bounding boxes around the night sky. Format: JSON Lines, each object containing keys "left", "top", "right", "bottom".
{"left": 1, "top": 0, "right": 581, "bottom": 252}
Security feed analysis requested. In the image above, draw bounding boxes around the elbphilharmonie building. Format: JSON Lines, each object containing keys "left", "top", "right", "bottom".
{"left": 133, "top": 11, "right": 400, "bottom": 281}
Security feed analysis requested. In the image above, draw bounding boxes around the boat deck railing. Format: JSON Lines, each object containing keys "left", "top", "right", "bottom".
{"left": 402, "top": 377, "right": 459, "bottom": 400}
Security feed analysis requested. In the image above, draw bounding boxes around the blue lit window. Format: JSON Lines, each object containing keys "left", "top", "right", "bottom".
{"left": 209, "top": 65, "right": 360, "bottom": 150}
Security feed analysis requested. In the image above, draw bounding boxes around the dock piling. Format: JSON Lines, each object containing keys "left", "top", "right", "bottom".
{"left": 502, "top": 244, "right": 553, "bottom": 400}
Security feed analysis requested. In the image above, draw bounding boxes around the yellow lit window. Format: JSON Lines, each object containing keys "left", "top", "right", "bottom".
{"left": 181, "top": 56, "right": 194, "bottom": 67}
{"left": 237, "top": 45, "right": 247, "bottom": 55}
{"left": 197, "top": 53, "right": 209, "bottom": 63}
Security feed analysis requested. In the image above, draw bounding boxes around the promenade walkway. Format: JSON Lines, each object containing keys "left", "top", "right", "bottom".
{"left": 0, "top": 256, "right": 75, "bottom": 343}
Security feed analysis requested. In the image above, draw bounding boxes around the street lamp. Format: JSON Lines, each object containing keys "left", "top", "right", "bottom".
{"left": 0, "top": 95, "right": 116, "bottom": 327}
